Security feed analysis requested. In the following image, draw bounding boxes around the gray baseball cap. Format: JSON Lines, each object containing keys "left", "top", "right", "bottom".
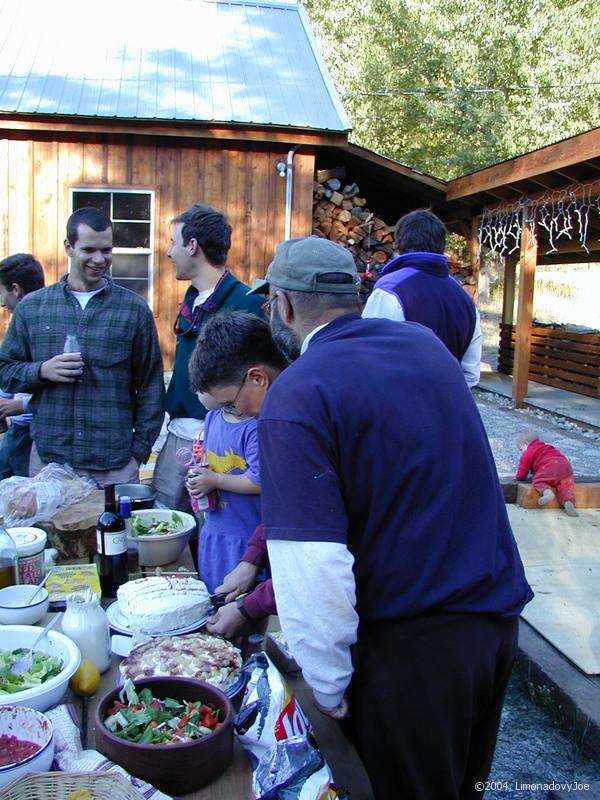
{"left": 248, "top": 236, "right": 360, "bottom": 295}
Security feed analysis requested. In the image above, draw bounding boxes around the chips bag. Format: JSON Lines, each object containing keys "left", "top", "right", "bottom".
{"left": 235, "top": 652, "right": 340, "bottom": 800}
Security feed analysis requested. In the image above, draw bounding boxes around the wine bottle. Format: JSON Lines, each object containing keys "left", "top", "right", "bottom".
{"left": 119, "top": 495, "right": 139, "bottom": 578}
{"left": 95, "top": 484, "right": 128, "bottom": 598}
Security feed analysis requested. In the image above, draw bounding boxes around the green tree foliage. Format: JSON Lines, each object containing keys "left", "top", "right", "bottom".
{"left": 302, "top": 0, "right": 599, "bottom": 179}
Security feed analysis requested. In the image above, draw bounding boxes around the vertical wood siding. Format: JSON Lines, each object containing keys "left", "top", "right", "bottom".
{"left": 0, "top": 132, "right": 315, "bottom": 367}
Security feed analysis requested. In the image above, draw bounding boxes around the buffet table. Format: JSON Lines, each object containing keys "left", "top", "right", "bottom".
{"left": 45, "top": 547, "right": 374, "bottom": 800}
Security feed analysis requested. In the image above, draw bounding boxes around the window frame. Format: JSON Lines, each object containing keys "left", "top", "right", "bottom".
{"left": 69, "top": 187, "right": 155, "bottom": 310}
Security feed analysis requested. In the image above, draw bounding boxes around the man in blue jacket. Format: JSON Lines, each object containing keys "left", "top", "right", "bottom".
{"left": 153, "top": 203, "right": 263, "bottom": 512}
{"left": 251, "top": 235, "right": 532, "bottom": 800}
{"left": 0, "top": 253, "right": 45, "bottom": 478}
{"left": 363, "top": 208, "right": 482, "bottom": 387}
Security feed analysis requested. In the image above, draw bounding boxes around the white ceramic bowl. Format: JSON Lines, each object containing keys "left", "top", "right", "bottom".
{"left": 0, "top": 625, "right": 81, "bottom": 712}
{"left": 130, "top": 510, "right": 196, "bottom": 567}
{"left": 0, "top": 585, "right": 49, "bottom": 625}
{"left": 0, "top": 705, "right": 54, "bottom": 788}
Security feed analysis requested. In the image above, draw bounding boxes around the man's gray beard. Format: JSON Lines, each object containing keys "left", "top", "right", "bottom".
{"left": 270, "top": 306, "right": 301, "bottom": 363}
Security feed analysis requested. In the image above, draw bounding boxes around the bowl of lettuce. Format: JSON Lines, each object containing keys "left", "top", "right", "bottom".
{"left": 0, "top": 625, "right": 80, "bottom": 711}
{"left": 129, "top": 510, "right": 196, "bottom": 567}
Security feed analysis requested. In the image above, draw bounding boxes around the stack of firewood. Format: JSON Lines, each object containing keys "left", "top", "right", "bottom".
{"left": 312, "top": 168, "right": 394, "bottom": 276}
{"left": 312, "top": 167, "right": 476, "bottom": 300}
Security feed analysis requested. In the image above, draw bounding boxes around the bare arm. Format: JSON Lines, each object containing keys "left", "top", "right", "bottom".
{"left": 186, "top": 469, "right": 260, "bottom": 496}
{"left": 0, "top": 397, "right": 25, "bottom": 420}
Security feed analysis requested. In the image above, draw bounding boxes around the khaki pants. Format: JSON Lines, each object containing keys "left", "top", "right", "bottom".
{"left": 29, "top": 442, "right": 139, "bottom": 487}
{"left": 151, "top": 431, "right": 200, "bottom": 513}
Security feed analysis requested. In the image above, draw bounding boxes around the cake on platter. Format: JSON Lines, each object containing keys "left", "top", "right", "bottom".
{"left": 116, "top": 575, "right": 211, "bottom": 634}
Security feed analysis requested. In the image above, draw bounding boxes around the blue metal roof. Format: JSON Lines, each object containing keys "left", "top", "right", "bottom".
{"left": 0, "top": 0, "right": 350, "bottom": 131}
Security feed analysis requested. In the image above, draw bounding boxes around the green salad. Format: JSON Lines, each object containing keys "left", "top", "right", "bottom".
{"left": 131, "top": 512, "right": 183, "bottom": 537}
{"left": 103, "top": 679, "right": 221, "bottom": 744}
{"left": 0, "top": 649, "right": 63, "bottom": 694}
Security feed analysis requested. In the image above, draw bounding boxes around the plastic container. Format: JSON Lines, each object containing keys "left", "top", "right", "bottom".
{"left": 61, "top": 589, "right": 111, "bottom": 673}
{"left": 8, "top": 527, "right": 47, "bottom": 585}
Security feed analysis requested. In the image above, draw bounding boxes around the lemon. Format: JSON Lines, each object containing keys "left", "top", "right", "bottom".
{"left": 69, "top": 658, "right": 101, "bottom": 696}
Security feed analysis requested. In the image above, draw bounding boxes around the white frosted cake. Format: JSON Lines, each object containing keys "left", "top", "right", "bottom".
{"left": 117, "top": 576, "right": 211, "bottom": 634}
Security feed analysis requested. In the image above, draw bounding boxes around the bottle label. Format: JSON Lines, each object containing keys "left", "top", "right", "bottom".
{"left": 96, "top": 529, "right": 127, "bottom": 556}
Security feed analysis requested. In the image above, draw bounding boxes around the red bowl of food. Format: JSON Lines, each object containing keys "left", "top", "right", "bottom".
{"left": 94, "top": 676, "right": 234, "bottom": 794}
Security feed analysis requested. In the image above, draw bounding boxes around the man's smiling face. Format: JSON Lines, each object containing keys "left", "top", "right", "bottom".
{"left": 65, "top": 223, "right": 113, "bottom": 291}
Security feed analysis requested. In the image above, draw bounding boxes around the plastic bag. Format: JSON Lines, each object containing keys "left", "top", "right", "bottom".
{"left": 235, "top": 652, "right": 338, "bottom": 800}
{"left": 0, "top": 462, "right": 96, "bottom": 527}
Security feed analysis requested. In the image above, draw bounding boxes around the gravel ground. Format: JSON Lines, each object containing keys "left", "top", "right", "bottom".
{"left": 476, "top": 311, "right": 600, "bottom": 797}
{"left": 488, "top": 675, "right": 599, "bottom": 799}
{"left": 474, "top": 388, "right": 600, "bottom": 479}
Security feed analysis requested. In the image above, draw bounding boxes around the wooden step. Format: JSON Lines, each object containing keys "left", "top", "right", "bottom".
{"left": 516, "top": 482, "right": 600, "bottom": 509}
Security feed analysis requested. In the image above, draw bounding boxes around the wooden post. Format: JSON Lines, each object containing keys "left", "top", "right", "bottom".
{"left": 512, "top": 218, "right": 538, "bottom": 407}
{"left": 502, "top": 256, "right": 517, "bottom": 326}
{"left": 468, "top": 217, "right": 481, "bottom": 303}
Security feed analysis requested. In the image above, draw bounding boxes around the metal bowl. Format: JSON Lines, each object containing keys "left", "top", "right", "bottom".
{"left": 116, "top": 484, "right": 156, "bottom": 510}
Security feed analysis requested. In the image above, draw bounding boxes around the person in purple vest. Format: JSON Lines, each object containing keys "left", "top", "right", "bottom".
{"left": 362, "top": 208, "right": 482, "bottom": 387}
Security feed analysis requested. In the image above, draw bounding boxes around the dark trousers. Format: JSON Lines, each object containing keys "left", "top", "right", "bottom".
{"left": 0, "top": 422, "right": 32, "bottom": 479}
{"left": 346, "top": 612, "right": 519, "bottom": 800}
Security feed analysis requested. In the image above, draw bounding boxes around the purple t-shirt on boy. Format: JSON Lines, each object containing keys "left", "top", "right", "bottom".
{"left": 198, "top": 409, "right": 261, "bottom": 593}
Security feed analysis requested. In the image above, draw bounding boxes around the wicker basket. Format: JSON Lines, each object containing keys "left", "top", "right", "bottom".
{"left": 0, "top": 772, "right": 144, "bottom": 800}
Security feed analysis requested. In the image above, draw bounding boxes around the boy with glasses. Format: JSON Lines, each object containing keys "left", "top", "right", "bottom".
{"left": 187, "top": 311, "right": 287, "bottom": 629}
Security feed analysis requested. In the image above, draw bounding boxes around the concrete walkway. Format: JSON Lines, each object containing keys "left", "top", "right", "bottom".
{"left": 478, "top": 369, "right": 600, "bottom": 430}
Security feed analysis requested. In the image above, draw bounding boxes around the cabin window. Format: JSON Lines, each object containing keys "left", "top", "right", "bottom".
{"left": 71, "top": 190, "right": 154, "bottom": 307}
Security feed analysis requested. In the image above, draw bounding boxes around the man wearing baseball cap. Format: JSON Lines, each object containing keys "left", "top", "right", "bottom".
{"left": 253, "top": 236, "right": 532, "bottom": 799}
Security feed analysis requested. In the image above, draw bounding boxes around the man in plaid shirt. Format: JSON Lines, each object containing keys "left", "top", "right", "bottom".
{"left": 0, "top": 207, "right": 165, "bottom": 485}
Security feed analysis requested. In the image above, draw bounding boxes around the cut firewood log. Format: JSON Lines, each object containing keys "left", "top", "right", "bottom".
{"left": 316, "top": 200, "right": 336, "bottom": 214}
{"left": 353, "top": 196, "right": 366, "bottom": 207}
{"left": 348, "top": 228, "right": 366, "bottom": 244}
{"left": 341, "top": 199, "right": 354, "bottom": 211}
{"left": 330, "top": 191, "right": 344, "bottom": 207}
{"left": 326, "top": 178, "right": 342, "bottom": 191}
{"left": 328, "top": 220, "right": 346, "bottom": 241}
{"left": 373, "top": 250, "right": 389, "bottom": 264}
{"left": 338, "top": 210, "right": 352, "bottom": 223}
{"left": 342, "top": 183, "right": 360, "bottom": 198}
{"left": 317, "top": 166, "right": 346, "bottom": 183}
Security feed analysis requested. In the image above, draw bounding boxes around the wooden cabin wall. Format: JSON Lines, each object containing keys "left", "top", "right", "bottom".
{"left": 0, "top": 132, "right": 315, "bottom": 368}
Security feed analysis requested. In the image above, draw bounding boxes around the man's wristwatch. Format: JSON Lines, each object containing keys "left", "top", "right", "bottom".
{"left": 235, "top": 597, "right": 250, "bottom": 618}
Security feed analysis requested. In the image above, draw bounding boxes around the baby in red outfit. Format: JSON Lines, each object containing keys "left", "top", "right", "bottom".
{"left": 516, "top": 431, "right": 578, "bottom": 517}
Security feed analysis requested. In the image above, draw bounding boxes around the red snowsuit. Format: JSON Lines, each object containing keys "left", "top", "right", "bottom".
{"left": 515, "top": 439, "right": 575, "bottom": 505}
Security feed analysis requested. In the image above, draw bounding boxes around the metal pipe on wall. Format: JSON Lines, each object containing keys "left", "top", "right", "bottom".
{"left": 284, "top": 146, "right": 299, "bottom": 240}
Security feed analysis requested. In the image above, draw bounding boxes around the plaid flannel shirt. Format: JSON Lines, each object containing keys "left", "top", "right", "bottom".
{"left": 0, "top": 276, "right": 165, "bottom": 470}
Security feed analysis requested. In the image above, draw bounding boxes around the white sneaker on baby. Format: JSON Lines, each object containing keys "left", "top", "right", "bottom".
{"left": 538, "top": 488, "right": 555, "bottom": 507}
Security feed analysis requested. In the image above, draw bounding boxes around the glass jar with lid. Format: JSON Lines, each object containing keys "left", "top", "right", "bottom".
{"left": 61, "top": 588, "right": 111, "bottom": 673}
{"left": 0, "top": 518, "right": 17, "bottom": 589}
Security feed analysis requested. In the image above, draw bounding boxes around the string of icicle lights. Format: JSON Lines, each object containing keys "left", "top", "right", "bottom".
{"left": 478, "top": 180, "right": 600, "bottom": 257}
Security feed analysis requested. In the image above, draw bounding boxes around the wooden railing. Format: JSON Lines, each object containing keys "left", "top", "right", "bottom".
{"left": 498, "top": 323, "right": 600, "bottom": 398}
